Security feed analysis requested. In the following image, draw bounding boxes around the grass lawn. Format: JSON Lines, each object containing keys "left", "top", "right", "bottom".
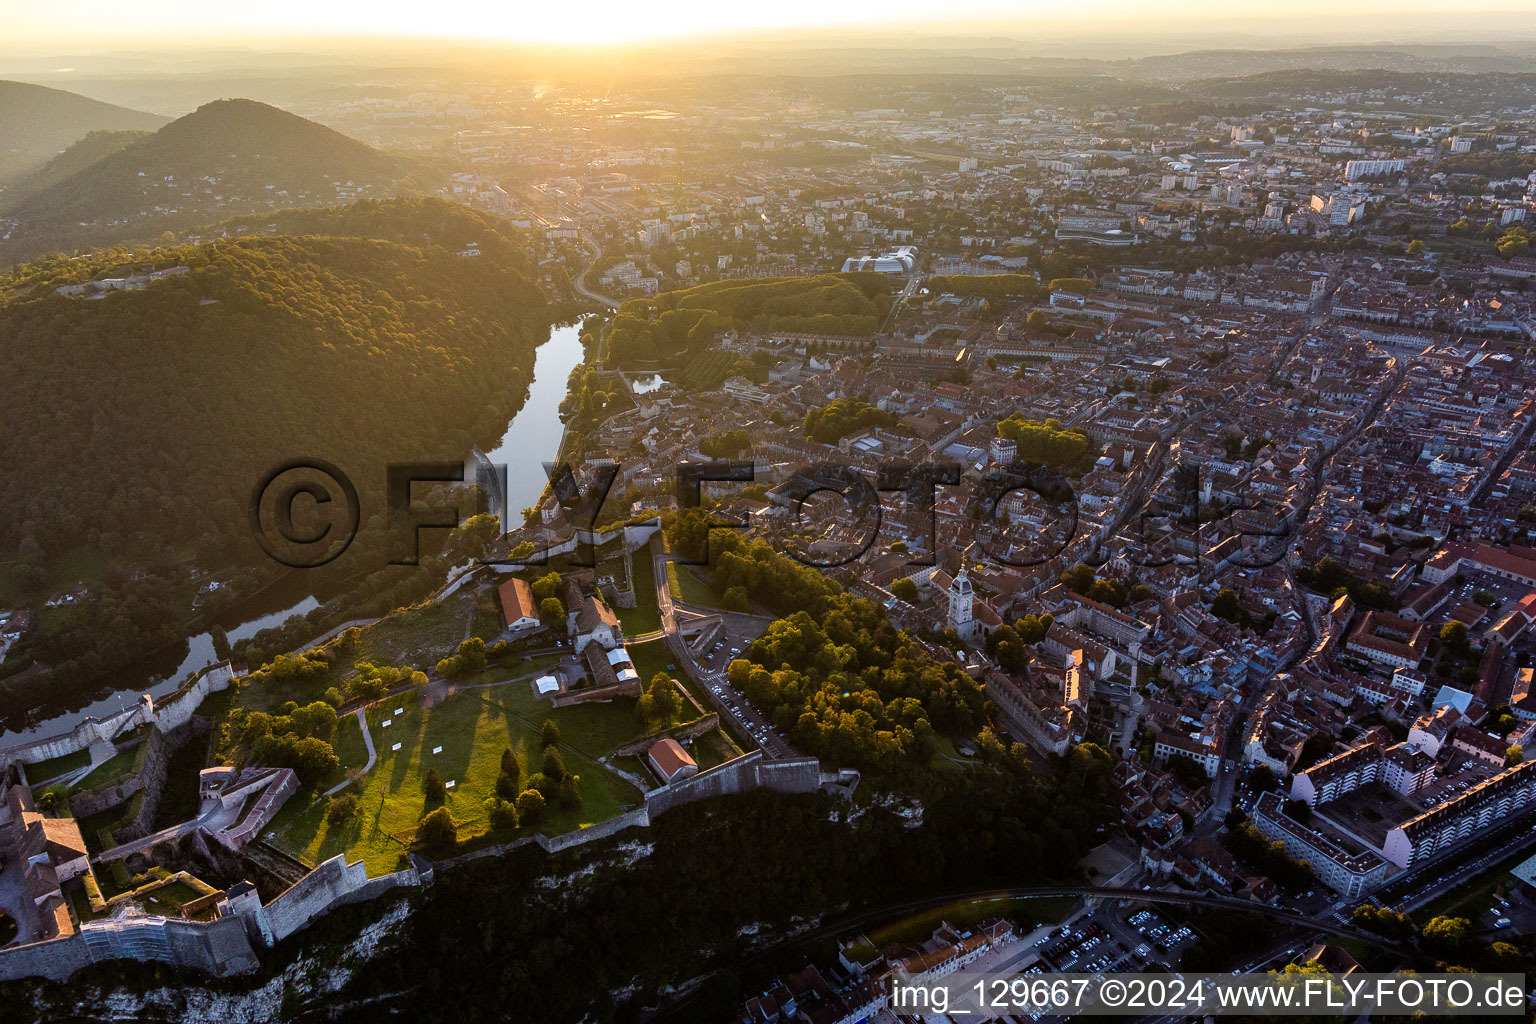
{"left": 690, "top": 728, "right": 743, "bottom": 770}
{"left": 71, "top": 740, "right": 148, "bottom": 796}
{"left": 610, "top": 754, "right": 652, "bottom": 788}
{"left": 299, "top": 710, "right": 372, "bottom": 791}
{"left": 269, "top": 677, "right": 645, "bottom": 874}
{"left": 617, "top": 551, "right": 662, "bottom": 636}
{"left": 470, "top": 598, "right": 507, "bottom": 642}
{"left": 23, "top": 748, "right": 92, "bottom": 783}
{"left": 626, "top": 637, "right": 679, "bottom": 690}
{"left": 667, "top": 562, "right": 720, "bottom": 609}
{"left": 358, "top": 593, "right": 477, "bottom": 663}
{"left": 137, "top": 879, "right": 208, "bottom": 914}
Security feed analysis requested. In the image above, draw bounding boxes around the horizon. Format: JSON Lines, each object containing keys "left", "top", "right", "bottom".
{"left": 6, "top": 3, "right": 1536, "bottom": 54}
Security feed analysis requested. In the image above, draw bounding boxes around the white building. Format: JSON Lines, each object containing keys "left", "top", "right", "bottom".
{"left": 948, "top": 568, "right": 975, "bottom": 641}
{"left": 1344, "top": 158, "right": 1406, "bottom": 180}
{"left": 841, "top": 246, "right": 917, "bottom": 274}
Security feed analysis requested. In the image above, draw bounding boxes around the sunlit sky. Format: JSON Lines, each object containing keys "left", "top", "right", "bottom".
{"left": 7, "top": 0, "right": 1535, "bottom": 47}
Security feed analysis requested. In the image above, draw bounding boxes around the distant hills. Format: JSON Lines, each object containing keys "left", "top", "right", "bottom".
{"left": 0, "top": 80, "right": 168, "bottom": 183}
{"left": 0, "top": 98, "right": 421, "bottom": 261}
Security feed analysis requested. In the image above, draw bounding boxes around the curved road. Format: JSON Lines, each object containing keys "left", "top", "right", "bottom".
{"left": 323, "top": 708, "right": 376, "bottom": 797}
{"left": 641, "top": 883, "right": 1413, "bottom": 1021}
{"left": 573, "top": 238, "right": 620, "bottom": 309}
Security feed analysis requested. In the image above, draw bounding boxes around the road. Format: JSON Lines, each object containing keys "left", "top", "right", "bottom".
{"left": 640, "top": 884, "right": 1411, "bottom": 1022}
{"left": 1194, "top": 353, "right": 1407, "bottom": 821}
{"left": 1470, "top": 400, "right": 1536, "bottom": 508}
{"left": 572, "top": 237, "right": 620, "bottom": 309}
{"left": 1364, "top": 805, "right": 1536, "bottom": 919}
{"left": 650, "top": 543, "right": 795, "bottom": 759}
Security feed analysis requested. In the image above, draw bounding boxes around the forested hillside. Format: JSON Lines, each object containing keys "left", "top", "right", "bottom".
{"left": 0, "top": 129, "right": 153, "bottom": 209}
{"left": 0, "top": 81, "right": 168, "bottom": 182}
{"left": 0, "top": 225, "right": 546, "bottom": 707}
{"left": 205, "top": 198, "right": 534, "bottom": 266}
{"left": 0, "top": 99, "right": 422, "bottom": 260}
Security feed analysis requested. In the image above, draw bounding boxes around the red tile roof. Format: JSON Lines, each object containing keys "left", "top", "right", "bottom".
{"left": 647, "top": 738, "right": 697, "bottom": 782}
{"left": 498, "top": 578, "right": 536, "bottom": 626}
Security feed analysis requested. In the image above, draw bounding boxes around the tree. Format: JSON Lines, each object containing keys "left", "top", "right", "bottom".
{"left": 516, "top": 788, "right": 546, "bottom": 826}
{"left": 1422, "top": 915, "right": 1470, "bottom": 954}
{"left": 423, "top": 767, "right": 446, "bottom": 803}
{"left": 1016, "top": 613, "right": 1052, "bottom": 644}
{"left": 891, "top": 577, "right": 919, "bottom": 604}
{"left": 1164, "top": 753, "right": 1208, "bottom": 789}
{"left": 485, "top": 798, "right": 519, "bottom": 830}
{"left": 1087, "top": 578, "right": 1126, "bottom": 608}
{"left": 454, "top": 637, "right": 487, "bottom": 673}
{"left": 1352, "top": 903, "right": 1413, "bottom": 940}
{"left": 496, "top": 747, "right": 521, "bottom": 800}
{"left": 417, "top": 807, "right": 457, "bottom": 849}
{"left": 328, "top": 793, "right": 358, "bottom": 825}
{"left": 558, "top": 774, "right": 583, "bottom": 809}
{"left": 1507, "top": 744, "right": 1524, "bottom": 766}
{"left": 250, "top": 733, "right": 340, "bottom": 788}
{"left": 1282, "top": 798, "right": 1312, "bottom": 823}
{"left": 542, "top": 746, "right": 567, "bottom": 780}
{"left": 1060, "top": 564, "right": 1096, "bottom": 595}
{"left": 541, "top": 719, "right": 560, "bottom": 748}
{"left": 1440, "top": 621, "right": 1470, "bottom": 655}
{"left": 531, "top": 572, "right": 563, "bottom": 603}
{"left": 1249, "top": 765, "right": 1278, "bottom": 792}
{"left": 638, "top": 673, "right": 685, "bottom": 728}
{"left": 290, "top": 700, "right": 338, "bottom": 742}
{"left": 539, "top": 597, "right": 567, "bottom": 626}
{"left": 727, "top": 658, "right": 752, "bottom": 689}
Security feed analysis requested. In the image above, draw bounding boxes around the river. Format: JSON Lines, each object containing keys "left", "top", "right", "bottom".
{"left": 0, "top": 322, "right": 589, "bottom": 749}
{"left": 481, "top": 321, "right": 588, "bottom": 517}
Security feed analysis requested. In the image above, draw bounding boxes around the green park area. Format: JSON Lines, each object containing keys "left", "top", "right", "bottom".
{"left": 219, "top": 562, "right": 743, "bottom": 874}
{"left": 265, "top": 669, "right": 663, "bottom": 874}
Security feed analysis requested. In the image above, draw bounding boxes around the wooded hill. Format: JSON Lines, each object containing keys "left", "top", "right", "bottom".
{"left": 0, "top": 207, "right": 546, "bottom": 707}
{"left": 0, "top": 80, "right": 167, "bottom": 183}
{"left": 0, "top": 99, "right": 423, "bottom": 261}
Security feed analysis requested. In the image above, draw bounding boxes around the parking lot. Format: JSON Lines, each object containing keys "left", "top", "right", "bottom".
{"left": 680, "top": 614, "right": 796, "bottom": 759}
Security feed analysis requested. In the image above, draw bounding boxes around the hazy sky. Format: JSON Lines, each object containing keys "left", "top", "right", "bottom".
{"left": 7, "top": 0, "right": 1536, "bottom": 47}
